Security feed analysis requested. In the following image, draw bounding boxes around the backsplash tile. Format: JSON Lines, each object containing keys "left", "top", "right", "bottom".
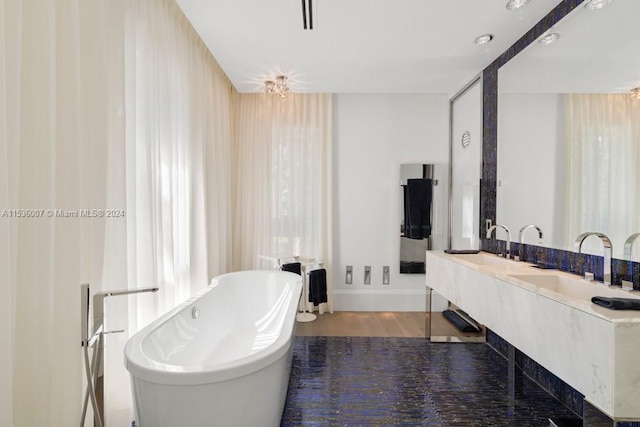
{"left": 483, "top": 239, "right": 640, "bottom": 290}
{"left": 481, "top": 65, "right": 498, "bottom": 238}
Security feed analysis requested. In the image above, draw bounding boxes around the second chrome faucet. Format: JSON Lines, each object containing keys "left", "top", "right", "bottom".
{"left": 518, "top": 224, "right": 543, "bottom": 262}
{"left": 574, "top": 232, "right": 612, "bottom": 285}
{"left": 487, "top": 224, "right": 512, "bottom": 259}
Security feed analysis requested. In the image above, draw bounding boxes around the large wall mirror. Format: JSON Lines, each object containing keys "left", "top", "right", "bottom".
{"left": 400, "top": 163, "right": 448, "bottom": 273}
{"left": 497, "top": 0, "right": 640, "bottom": 260}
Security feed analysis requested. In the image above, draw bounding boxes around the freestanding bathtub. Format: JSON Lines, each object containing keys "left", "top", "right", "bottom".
{"left": 124, "top": 270, "right": 302, "bottom": 427}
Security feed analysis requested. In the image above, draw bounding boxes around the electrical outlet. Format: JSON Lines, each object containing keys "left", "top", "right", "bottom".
{"left": 346, "top": 265, "right": 353, "bottom": 284}
{"left": 485, "top": 219, "right": 493, "bottom": 233}
{"left": 364, "top": 266, "right": 371, "bottom": 284}
{"left": 382, "top": 266, "right": 390, "bottom": 285}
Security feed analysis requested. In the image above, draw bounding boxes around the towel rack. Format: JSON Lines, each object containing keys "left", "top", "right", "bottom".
{"left": 401, "top": 179, "right": 438, "bottom": 186}
{"left": 297, "top": 257, "right": 324, "bottom": 323}
{"left": 258, "top": 254, "right": 320, "bottom": 322}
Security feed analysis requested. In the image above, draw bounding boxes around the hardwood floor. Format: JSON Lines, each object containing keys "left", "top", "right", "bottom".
{"left": 294, "top": 311, "right": 426, "bottom": 337}
{"left": 294, "top": 311, "right": 485, "bottom": 339}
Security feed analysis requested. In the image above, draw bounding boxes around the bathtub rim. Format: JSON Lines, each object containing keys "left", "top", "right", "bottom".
{"left": 124, "top": 270, "right": 302, "bottom": 386}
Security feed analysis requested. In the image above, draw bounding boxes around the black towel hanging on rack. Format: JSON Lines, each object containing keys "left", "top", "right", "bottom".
{"left": 281, "top": 262, "right": 301, "bottom": 275}
{"left": 404, "top": 178, "right": 432, "bottom": 239}
{"left": 308, "top": 268, "right": 327, "bottom": 306}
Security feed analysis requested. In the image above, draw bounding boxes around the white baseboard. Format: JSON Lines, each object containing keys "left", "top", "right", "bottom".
{"left": 333, "top": 289, "right": 427, "bottom": 312}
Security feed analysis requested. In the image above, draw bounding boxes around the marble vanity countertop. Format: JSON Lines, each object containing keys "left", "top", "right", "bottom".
{"left": 428, "top": 250, "right": 640, "bottom": 419}
{"left": 432, "top": 251, "right": 640, "bottom": 324}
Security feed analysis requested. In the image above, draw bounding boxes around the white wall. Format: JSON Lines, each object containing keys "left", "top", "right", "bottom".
{"left": 497, "top": 93, "right": 564, "bottom": 248}
{"left": 332, "top": 94, "right": 449, "bottom": 311}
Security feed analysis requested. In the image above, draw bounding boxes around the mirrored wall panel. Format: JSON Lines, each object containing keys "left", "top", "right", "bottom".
{"left": 400, "top": 163, "right": 447, "bottom": 273}
{"left": 497, "top": 0, "right": 640, "bottom": 260}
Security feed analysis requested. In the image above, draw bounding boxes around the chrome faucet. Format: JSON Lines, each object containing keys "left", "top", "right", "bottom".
{"left": 623, "top": 233, "right": 640, "bottom": 290}
{"left": 574, "top": 232, "right": 612, "bottom": 285}
{"left": 81, "top": 285, "right": 159, "bottom": 427}
{"left": 623, "top": 232, "right": 640, "bottom": 261}
{"left": 486, "top": 224, "right": 512, "bottom": 259}
{"left": 518, "top": 225, "right": 543, "bottom": 261}
{"left": 519, "top": 224, "right": 543, "bottom": 244}
{"left": 92, "top": 287, "right": 160, "bottom": 337}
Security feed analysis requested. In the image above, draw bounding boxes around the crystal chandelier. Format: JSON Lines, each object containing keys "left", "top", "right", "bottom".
{"left": 584, "top": 0, "right": 612, "bottom": 10}
{"left": 505, "top": 0, "right": 531, "bottom": 10}
{"left": 265, "top": 75, "right": 290, "bottom": 100}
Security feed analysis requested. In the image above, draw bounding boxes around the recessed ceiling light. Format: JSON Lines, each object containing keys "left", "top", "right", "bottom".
{"left": 584, "top": 0, "right": 612, "bottom": 10}
{"left": 475, "top": 34, "right": 494, "bottom": 45}
{"left": 538, "top": 33, "right": 560, "bottom": 45}
{"left": 506, "top": 0, "right": 532, "bottom": 11}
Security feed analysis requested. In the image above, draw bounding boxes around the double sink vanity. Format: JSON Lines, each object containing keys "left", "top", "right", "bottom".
{"left": 426, "top": 251, "right": 640, "bottom": 421}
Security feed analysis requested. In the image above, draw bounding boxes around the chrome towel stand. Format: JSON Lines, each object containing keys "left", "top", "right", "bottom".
{"left": 257, "top": 254, "right": 321, "bottom": 322}
{"left": 298, "top": 257, "right": 324, "bottom": 323}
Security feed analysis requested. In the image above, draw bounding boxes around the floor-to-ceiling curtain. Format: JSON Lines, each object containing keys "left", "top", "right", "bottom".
{"left": 1, "top": 0, "right": 235, "bottom": 425}
{"left": 0, "top": 0, "right": 127, "bottom": 425}
{"left": 109, "top": 0, "right": 235, "bottom": 424}
{"left": 0, "top": 1, "right": 18, "bottom": 424}
{"left": 564, "top": 93, "right": 640, "bottom": 253}
{"left": 234, "top": 93, "right": 333, "bottom": 313}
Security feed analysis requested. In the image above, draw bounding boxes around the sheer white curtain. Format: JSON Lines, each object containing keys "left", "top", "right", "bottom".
{"left": 0, "top": 1, "right": 19, "bottom": 422}
{"left": 108, "top": 0, "right": 235, "bottom": 424}
{"left": 564, "top": 93, "right": 640, "bottom": 253}
{"left": 1, "top": 0, "right": 235, "bottom": 425}
{"left": 0, "top": 0, "right": 127, "bottom": 425}
{"left": 233, "top": 93, "right": 333, "bottom": 313}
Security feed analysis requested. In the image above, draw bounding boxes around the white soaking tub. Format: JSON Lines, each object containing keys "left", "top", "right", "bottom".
{"left": 124, "top": 270, "right": 302, "bottom": 427}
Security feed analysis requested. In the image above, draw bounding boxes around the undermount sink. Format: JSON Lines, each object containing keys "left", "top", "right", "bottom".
{"left": 508, "top": 273, "right": 638, "bottom": 301}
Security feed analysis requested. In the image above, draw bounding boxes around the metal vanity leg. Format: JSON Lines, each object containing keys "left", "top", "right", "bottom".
{"left": 507, "top": 343, "right": 522, "bottom": 402}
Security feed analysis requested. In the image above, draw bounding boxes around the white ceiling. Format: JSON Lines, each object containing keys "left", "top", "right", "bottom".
{"left": 500, "top": 0, "right": 640, "bottom": 93}
{"left": 176, "top": 0, "right": 562, "bottom": 95}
